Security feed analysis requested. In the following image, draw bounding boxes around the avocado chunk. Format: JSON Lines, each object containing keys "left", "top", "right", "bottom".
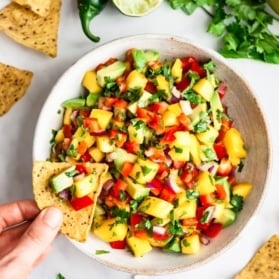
{"left": 164, "top": 236, "right": 181, "bottom": 253}
{"left": 210, "top": 90, "right": 224, "bottom": 130}
{"left": 50, "top": 166, "right": 76, "bottom": 193}
{"left": 62, "top": 98, "right": 86, "bottom": 109}
{"left": 96, "top": 60, "right": 126, "bottom": 87}
{"left": 125, "top": 177, "right": 150, "bottom": 200}
{"left": 214, "top": 208, "right": 236, "bottom": 227}
{"left": 86, "top": 93, "right": 100, "bottom": 107}
{"left": 132, "top": 49, "right": 160, "bottom": 72}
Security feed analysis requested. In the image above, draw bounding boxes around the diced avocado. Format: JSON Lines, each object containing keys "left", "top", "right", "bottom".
{"left": 214, "top": 208, "right": 236, "bottom": 227}
{"left": 74, "top": 173, "right": 99, "bottom": 198}
{"left": 164, "top": 236, "right": 181, "bottom": 253}
{"left": 86, "top": 92, "right": 100, "bottom": 107}
{"left": 113, "top": 148, "right": 137, "bottom": 171}
{"left": 50, "top": 166, "right": 76, "bottom": 193}
{"left": 125, "top": 177, "right": 150, "bottom": 200}
{"left": 189, "top": 103, "right": 207, "bottom": 126}
{"left": 138, "top": 91, "right": 152, "bottom": 108}
{"left": 144, "top": 50, "right": 160, "bottom": 62}
{"left": 132, "top": 49, "right": 147, "bottom": 72}
{"left": 210, "top": 91, "right": 224, "bottom": 130}
{"left": 215, "top": 176, "right": 231, "bottom": 205}
{"left": 96, "top": 61, "right": 126, "bottom": 87}
{"left": 62, "top": 98, "right": 86, "bottom": 109}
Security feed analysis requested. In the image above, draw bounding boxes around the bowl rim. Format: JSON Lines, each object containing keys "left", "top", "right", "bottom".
{"left": 32, "top": 33, "right": 271, "bottom": 275}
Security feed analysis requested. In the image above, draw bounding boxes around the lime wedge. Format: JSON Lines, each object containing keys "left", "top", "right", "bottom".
{"left": 113, "top": 0, "right": 163, "bottom": 17}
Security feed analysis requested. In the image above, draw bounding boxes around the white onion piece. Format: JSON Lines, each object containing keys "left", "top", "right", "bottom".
{"left": 106, "top": 152, "right": 117, "bottom": 162}
{"left": 179, "top": 100, "right": 193, "bottom": 115}
{"left": 153, "top": 225, "right": 167, "bottom": 235}
{"left": 201, "top": 206, "right": 215, "bottom": 224}
{"left": 70, "top": 110, "right": 78, "bottom": 122}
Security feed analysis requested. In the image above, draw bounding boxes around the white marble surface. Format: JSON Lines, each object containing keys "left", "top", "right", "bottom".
{"left": 1, "top": 1, "right": 279, "bottom": 279}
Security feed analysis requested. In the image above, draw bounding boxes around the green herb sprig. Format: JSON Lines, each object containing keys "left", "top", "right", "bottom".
{"left": 167, "top": 0, "right": 279, "bottom": 64}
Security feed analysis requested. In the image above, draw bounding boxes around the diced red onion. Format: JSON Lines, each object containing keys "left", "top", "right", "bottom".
{"left": 58, "top": 189, "right": 71, "bottom": 201}
{"left": 102, "top": 179, "right": 114, "bottom": 191}
{"left": 202, "top": 206, "right": 215, "bottom": 224}
{"left": 153, "top": 225, "right": 167, "bottom": 235}
{"left": 179, "top": 100, "right": 193, "bottom": 115}
{"left": 200, "top": 234, "right": 211, "bottom": 245}
{"left": 166, "top": 170, "right": 182, "bottom": 193}
{"left": 70, "top": 110, "right": 78, "bottom": 122}
{"left": 172, "top": 87, "right": 181, "bottom": 99}
{"left": 198, "top": 162, "right": 218, "bottom": 176}
{"left": 91, "top": 130, "right": 106, "bottom": 136}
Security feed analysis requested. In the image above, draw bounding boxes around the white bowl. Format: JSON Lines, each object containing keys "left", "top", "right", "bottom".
{"left": 33, "top": 34, "right": 270, "bottom": 275}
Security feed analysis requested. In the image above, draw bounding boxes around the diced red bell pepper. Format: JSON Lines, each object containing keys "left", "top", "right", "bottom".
{"left": 214, "top": 141, "right": 228, "bottom": 160}
{"left": 159, "top": 186, "right": 176, "bottom": 203}
{"left": 114, "top": 98, "right": 128, "bottom": 109}
{"left": 152, "top": 231, "right": 170, "bottom": 241}
{"left": 175, "top": 77, "right": 190, "bottom": 92}
{"left": 123, "top": 141, "right": 141, "bottom": 154}
{"left": 203, "top": 223, "right": 223, "bottom": 238}
{"left": 133, "top": 229, "right": 148, "bottom": 239}
{"left": 190, "top": 61, "right": 206, "bottom": 77}
{"left": 147, "top": 178, "right": 163, "bottom": 196}
{"left": 180, "top": 163, "right": 199, "bottom": 189}
{"left": 111, "top": 179, "right": 127, "bottom": 200}
{"left": 63, "top": 124, "right": 72, "bottom": 138}
{"left": 80, "top": 151, "right": 92, "bottom": 162}
{"left": 109, "top": 240, "right": 126, "bottom": 249}
{"left": 116, "top": 76, "right": 127, "bottom": 93}
{"left": 103, "top": 97, "right": 118, "bottom": 109}
{"left": 177, "top": 113, "right": 192, "bottom": 130}
{"left": 136, "top": 107, "right": 154, "bottom": 122}
{"left": 215, "top": 184, "right": 227, "bottom": 200}
{"left": 83, "top": 117, "right": 102, "bottom": 134}
{"left": 217, "top": 81, "right": 227, "bottom": 99}
{"left": 199, "top": 194, "right": 215, "bottom": 207}
{"left": 144, "top": 81, "right": 157, "bottom": 93}
{"left": 70, "top": 195, "right": 94, "bottom": 211}
{"left": 147, "top": 102, "right": 168, "bottom": 114}
{"left": 147, "top": 114, "right": 165, "bottom": 134}
{"left": 121, "top": 161, "right": 134, "bottom": 177}
{"left": 75, "top": 164, "right": 87, "bottom": 174}
{"left": 160, "top": 125, "right": 183, "bottom": 144}
{"left": 130, "top": 213, "right": 143, "bottom": 226}
{"left": 109, "top": 129, "right": 127, "bottom": 148}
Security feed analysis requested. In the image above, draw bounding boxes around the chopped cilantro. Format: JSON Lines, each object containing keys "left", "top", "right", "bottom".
{"left": 95, "top": 250, "right": 110, "bottom": 255}
{"left": 56, "top": 273, "right": 66, "bottom": 279}
{"left": 230, "top": 194, "right": 244, "bottom": 213}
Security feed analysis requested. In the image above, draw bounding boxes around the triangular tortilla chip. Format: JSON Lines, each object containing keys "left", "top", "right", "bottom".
{"left": 234, "top": 235, "right": 279, "bottom": 279}
{"left": 0, "top": 0, "right": 61, "bottom": 57}
{"left": 12, "top": 0, "right": 51, "bottom": 17}
{"left": 0, "top": 62, "right": 33, "bottom": 116}
{"left": 32, "top": 161, "right": 108, "bottom": 242}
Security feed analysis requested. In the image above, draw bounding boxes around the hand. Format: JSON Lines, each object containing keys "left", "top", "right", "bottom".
{"left": 0, "top": 199, "right": 63, "bottom": 279}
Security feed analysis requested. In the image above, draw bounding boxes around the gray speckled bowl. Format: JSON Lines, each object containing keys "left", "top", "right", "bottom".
{"left": 33, "top": 34, "right": 270, "bottom": 275}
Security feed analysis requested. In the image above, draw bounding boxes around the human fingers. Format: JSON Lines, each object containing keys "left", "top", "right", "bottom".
{"left": 0, "top": 222, "right": 30, "bottom": 257}
{"left": 0, "top": 200, "right": 39, "bottom": 232}
{"left": 9, "top": 207, "right": 63, "bottom": 270}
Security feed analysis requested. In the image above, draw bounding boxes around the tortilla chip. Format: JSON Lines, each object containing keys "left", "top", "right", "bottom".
{"left": 12, "top": 0, "right": 51, "bottom": 17}
{"left": 32, "top": 161, "right": 108, "bottom": 242}
{"left": 0, "top": 62, "right": 33, "bottom": 116}
{"left": 0, "top": 0, "right": 61, "bottom": 57}
{"left": 234, "top": 235, "right": 279, "bottom": 279}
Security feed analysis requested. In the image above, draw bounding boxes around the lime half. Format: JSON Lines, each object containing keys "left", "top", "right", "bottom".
{"left": 113, "top": 0, "right": 163, "bottom": 17}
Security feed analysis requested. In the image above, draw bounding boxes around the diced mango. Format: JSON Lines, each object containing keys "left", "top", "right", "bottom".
{"left": 126, "top": 235, "right": 152, "bottom": 257}
{"left": 63, "top": 107, "right": 72, "bottom": 125}
{"left": 129, "top": 158, "right": 159, "bottom": 184}
{"left": 162, "top": 110, "right": 178, "bottom": 126}
{"left": 195, "top": 171, "right": 216, "bottom": 195}
{"left": 89, "top": 109, "right": 113, "bottom": 130}
{"left": 189, "top": 134, "right": 201, "bottom": 166}
{"left": 126, "top": 69, "right": 148, "bottom": 90}
{"left": 173, "top": 200, "right": 197, "bottom": 220}
{"left": 55, "top": 129, "right": 64, "bottom": 143}
{"left": 88, "top": 146, "right": 104, "bottom": 162}
{"left": 193, "top": 78, "right": 214, "bottom": 101}
{"left": 171, "top": 58, "right": 183, "bottom": 82}
{"left": 168, "top": 146, "right": 190, "bottom": 162}
{"left": 223, "top": 127, "right": 247, "bottom": 166}
{"left": 155, "top": 75, "right": 170, "bottom": 98}
{"left": 168, "top": 103, "right": 182, "bottom": 117}
{"left": 181, "top": 234, "right": 201, "bottom": 254}
{"left": 138, "top": 196, "right": 174, "bottom": 219}
{"left": 196, "top": 125, "right": 219, "bottom": 145}
{"left": 96, "top": 136, "right": 115, "bottom": 153}
{"left": 82, "top": 70, "right": 102, "bottom": 93}
{"left": 74, "top": 173, "right": 99, "bottom": 198}
{"left": 172, "top": 131, "right": 191, "bottom": 147}
{"left": 232, "top": 183, "right": 252, "bottom": 198}
{"left": 93, "top": 218, "right": 128, "bottom": 242}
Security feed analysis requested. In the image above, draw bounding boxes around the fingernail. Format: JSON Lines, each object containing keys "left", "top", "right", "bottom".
{"left": 42, "top": 207, "right": 63, "bottom": 229}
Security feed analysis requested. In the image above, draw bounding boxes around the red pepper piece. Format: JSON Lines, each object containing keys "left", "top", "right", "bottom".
{"left": 203, "top": 223, "right": 223, "bottom": 238}
{"left": 109, "top": 240, "right": 126, "bottom": 249}
{"left": 70, "top": 195, "right": 93, "bottom": 211}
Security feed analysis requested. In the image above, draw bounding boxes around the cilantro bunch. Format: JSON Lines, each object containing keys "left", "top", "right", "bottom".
{"left": 167, "top": 0, "right": 279, "bottom": 64}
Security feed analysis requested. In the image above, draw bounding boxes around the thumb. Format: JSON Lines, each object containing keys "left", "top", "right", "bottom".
{"left": 13, "top": 207, "right": 63, "bottom": 269}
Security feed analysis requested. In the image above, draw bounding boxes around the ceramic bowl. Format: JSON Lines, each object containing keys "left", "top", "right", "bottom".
{"left": 33, "top": 34, "right": 270, "bottom": 275}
